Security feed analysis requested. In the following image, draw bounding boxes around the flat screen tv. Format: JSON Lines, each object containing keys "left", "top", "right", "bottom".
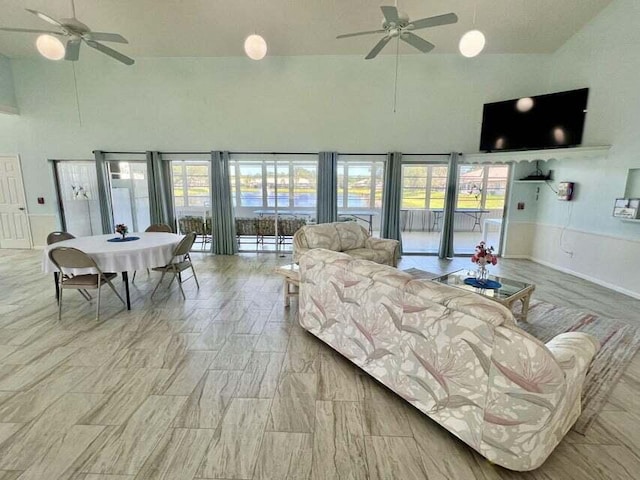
{"left": 479, "top": 88, "right": 589, "bottom": 152}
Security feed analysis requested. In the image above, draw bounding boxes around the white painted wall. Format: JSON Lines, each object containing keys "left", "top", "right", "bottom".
{"left": 523, "top": 0, "right": 640, "bottom": 298}
{"left": 0, "top": 52, "right": 549, "bottom": 245}
{"left": 0, "top": 55, "right": 18, "bottom": 114}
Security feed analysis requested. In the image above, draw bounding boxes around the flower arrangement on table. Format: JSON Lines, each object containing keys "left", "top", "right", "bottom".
{"left": 115, "top": 223, "right": 128, "bottom": 239}
{"left": 471, "top": 241, "right": 497, "bottom": 282}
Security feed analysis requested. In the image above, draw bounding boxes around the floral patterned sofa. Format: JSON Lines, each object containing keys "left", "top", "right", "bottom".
{"left": 293, "top": 222, "right": 399, "bottom": 267}
{"left": 298, "top": 249, "right": 599, "bottom": 471}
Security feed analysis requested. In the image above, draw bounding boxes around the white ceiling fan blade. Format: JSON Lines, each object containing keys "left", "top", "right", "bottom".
{"left": 337, "top": 29, "right": 386, "bottom": 40}
{"left": 380, "top": 6, "right": 400, "bottom": 24}
{"left": 365, "top": 36, "right": 392, "bottom": 60}
{"left": 65, "top": 38, "right": 81, "bottom": 60}
{"left": 85, "top": 32, "right": 128, "bottom": 44}
{"left": 400, "top": 32, "right": 435, "bottom": 53}
{"left": 0, "top": 27, "right": 62, "bottom": 34}
{"left": 85, "top": 40, "right": 134, "bottom": 65}
{"left": 25, "top": 9, "right": 63, "bottom": 27}
{"left": 409, "top": 13, "right": 459, "bottom": 30}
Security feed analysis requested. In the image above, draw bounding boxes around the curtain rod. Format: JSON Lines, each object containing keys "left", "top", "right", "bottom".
{"left": 93, "top": 150, "right": 459, "bottom": 156}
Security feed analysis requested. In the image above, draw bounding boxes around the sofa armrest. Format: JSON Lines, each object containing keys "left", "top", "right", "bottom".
{"left": 365, "top": 237, "right": 400, "bottom": 266}
{"left": 545, "top": 332, "right": 599, "bottom": 380}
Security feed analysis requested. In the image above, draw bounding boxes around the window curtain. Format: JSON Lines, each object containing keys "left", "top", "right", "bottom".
{"left": 316, "top": 151, "right": 338, "bottom": 224}
{"left": 210, "top": 151, "right": 238, "bottom": 255}
{"left": 146, "top": 151, "right": 175, "bottom": 231}
{"left": 438, "top": 152, "right": 460, "bottom": 259}
{"left": 381, "top": 151, "right": 403, "bottom": 253}
{"left": 93, "top": 150, "right": 114, "bottom": 234}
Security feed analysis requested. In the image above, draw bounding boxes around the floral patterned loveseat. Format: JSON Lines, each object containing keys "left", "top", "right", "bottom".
{"left": 298, "top": 249, "right": 599, "bottom": 471}
{"left": 293, "top": 222, "right": 399, "bottom": 267}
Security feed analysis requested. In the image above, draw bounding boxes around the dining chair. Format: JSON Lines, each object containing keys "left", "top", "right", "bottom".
{"left": 132, "top": 223, "right": 174, "bottom": 283}
{"left": 48, "top": 247, "right": 126, "bottom": 321}
{"left": 150, "top": 233, "right": 200, "bottom": 300}
{"left": 145, "top": 223, "right": 173, "bottom": 233}
{"left": 47, "top": 231, "right": 91, "bottom": 302}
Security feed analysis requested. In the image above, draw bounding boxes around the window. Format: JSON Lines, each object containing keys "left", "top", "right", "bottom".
{"left": 456, "top": 165, "right": 509, "bottom": 210}
{"left": 401, "top": 164, "right": 448, "bottom": 210}
{"left": 172, "top": 161, "right": 210, "bottom": 208}
{"left": 337, "top": 158, "right": 385, "bottom": 209}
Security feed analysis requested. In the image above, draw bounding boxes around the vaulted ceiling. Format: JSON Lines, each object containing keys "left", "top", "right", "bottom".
{"left": 0, "top": 0, "right": 614, "bottom": 58}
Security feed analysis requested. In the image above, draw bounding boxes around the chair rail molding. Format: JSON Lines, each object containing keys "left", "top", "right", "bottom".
{"left": 463, "top": 145, "right": 611, "bottom": 164}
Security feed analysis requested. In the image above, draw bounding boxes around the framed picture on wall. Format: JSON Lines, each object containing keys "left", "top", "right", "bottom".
{"left": 613, "top": 198, "right": 640, "bottom": 219}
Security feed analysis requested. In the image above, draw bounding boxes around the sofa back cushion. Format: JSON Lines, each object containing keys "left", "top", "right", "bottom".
{"left": 336, "top": 222, "right": 368, "bottom": 250}
{"left": 302, "top": 224, "right": 341, "bottom": 250}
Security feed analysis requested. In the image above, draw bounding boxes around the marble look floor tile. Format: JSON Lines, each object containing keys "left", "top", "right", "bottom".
{"left": 0, "top": 330, "right": 78, "bottom": 365}
{"left": 79, "top": 369, "right": 171, "bottom": 426}
{"left": 189, "top": 322, "right": 236, "bottom": 351}
{"left": 254, "top": 323, "right": 291, "bottom": 353}
{"left": 79, "top": 395, "right": 187, "bottom": 476}
{"left": 234, "top": 352, "right": 285, "bottom": 399}
{"left": 197, "top": 398, "right": 271, "bottom": 480}
{"left": 0, "top": 365, "right": 93, "bottom": 423}
{"left": 0, "top": 393, "right": 103, "bottom": 471}
{"left": 209, "top": 335, "right": 258, "bottom": 371}
{"left": 266, "top": 372, "right": 317, "bottom": 433}
{"left": 157, "top": 351, "right": 217, "bottom": 396}
{"left": 134, "top": 428, "right": 214, "bottom": 480}
{"left": 0, "top": 347, "right": 18, "bottom": 364}
{"left": 0, "top": 471, "right": 21, "bottom": 480}
{"left": 17, "top": 424, "right": 105, "bottom": 480}
{"left": 365, "top": 436, "right": 429, "bottom": 480}
{"left": 253, "top": 431, "right": 313, "bottom": 480}
{"left": 0, "top": 424, "right": 22, "bottom": 447}
{"left": 318, "top": 354, "right": 362, "bottom": 401}
{"left": 172, "top": 370, "right": 243, "bottom": 429}
{"left": 78, "top": 475, "right": 134, "bottom": 480}
{"left": 160, "top": 333, "right": 200, "bottom": 370}
{"left": 0, "top": 346, "right": 78, "bottom": 391}
{"left": 233, "top": 310, "right": 270, "bottom": 335}
{"left": 71, "top": 368, "right": 138, "bottom": 395}
{"left": 281, "top": 333, "right": 320, "bottom": 374}
{"left": 311, "top": 401, "right": 368, "bottom": 480}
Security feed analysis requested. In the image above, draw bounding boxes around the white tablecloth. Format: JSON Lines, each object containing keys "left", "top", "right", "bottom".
{"left": 43, "top": 232, "right": 183, "bottom": 275}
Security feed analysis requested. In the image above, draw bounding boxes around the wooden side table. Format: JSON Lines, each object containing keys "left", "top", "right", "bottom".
{"left": 274, "top": 263, "right": 300, "bottom": 307}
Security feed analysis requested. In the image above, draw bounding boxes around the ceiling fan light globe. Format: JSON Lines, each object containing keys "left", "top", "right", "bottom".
{"left": 244, "top": 34, "right": 267, "bottom": 60}
{"left": 459, "top": 29, "right": 486, "bottom": 58}
{"left": 36, "top": 34, "right": 65, "bottom": 60}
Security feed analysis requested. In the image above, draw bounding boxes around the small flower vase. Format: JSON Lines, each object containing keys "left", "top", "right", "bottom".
{"left": 120, "top": 232, "right": 126, "bottom": 240}
{"left": 476, "top": 264, "right": 489, "bottom": 284}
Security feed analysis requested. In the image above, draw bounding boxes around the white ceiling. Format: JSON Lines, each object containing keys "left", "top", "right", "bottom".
{"left": 0, "top": 0, "right": 613, "bottom": 58}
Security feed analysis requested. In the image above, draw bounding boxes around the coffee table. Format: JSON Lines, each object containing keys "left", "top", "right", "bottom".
{"left": 431, "top": 269, "right": 535, "bottom": 322}
{"left": 274, "top": 263, "right": 300, "bottom": 307}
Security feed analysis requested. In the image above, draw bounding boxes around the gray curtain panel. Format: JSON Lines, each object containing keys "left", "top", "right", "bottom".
{"left": 316, "top": 151, "right": 338, "bottom": 224}
{"left": 93, "top": 150, "right": 114, "bottom": 234}
{"left": 381, "top": 151, "right": 403, "bottom": 253}
{"left": 146, "top": 151, "right": 176, "bottom": 230}
{"left": 438, "top": 152, "right": 460, "bottom": 259}
{"left": 211, "top": 151, "right": 238, "bottom": 255}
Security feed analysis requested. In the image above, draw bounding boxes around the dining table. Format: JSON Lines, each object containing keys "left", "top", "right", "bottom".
{"left": 43, "top": 232, "right": 184, "bottom": 310}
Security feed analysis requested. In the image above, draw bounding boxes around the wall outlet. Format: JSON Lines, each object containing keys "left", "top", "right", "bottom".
{"left": 37, "top": 197, "right": 45, "bottom": 205}
{"left": 517, "top": 202, "right": 525, "bottom": 210}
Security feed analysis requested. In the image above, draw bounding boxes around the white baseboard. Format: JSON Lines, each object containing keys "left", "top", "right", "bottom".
{"left": 529, "top": 256, "right": 640, "bottom": 301}
{"left": 501, "top": 254, "right": 530, "bottom": 259}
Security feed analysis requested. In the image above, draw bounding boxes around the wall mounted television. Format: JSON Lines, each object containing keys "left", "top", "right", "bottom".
{"left": 479, "top": 88, "right": 589, "bottom": 152}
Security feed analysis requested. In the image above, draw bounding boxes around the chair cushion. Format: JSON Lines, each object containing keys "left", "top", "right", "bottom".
{"left": 303, "top": 224, "right": 341, "bottom": 250}
{"left": 152, "top": 261, "right": 192, "bottom": 273}
{"left": 344, "top": 248, "right": 393, "bottom": 265}
{"left": 62, "top": 272, "right": 117, "bottom": 287}
{"left": 336, "top": 222, "right": 367, "bottom": 250}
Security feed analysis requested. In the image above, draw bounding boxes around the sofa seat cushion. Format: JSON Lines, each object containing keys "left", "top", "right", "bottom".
{"left": 345, "top": 248, "right": 394, "bottom": 265}
{"left": 303, "top": 224, "right": 341, "bottom": 250}
{"left": 336, "top": 222, "right": 368, "bottom": 250}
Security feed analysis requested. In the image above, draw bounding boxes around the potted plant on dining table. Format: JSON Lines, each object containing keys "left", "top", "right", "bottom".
{"left": 115, "top": 223, "right": 128, "bottom": 240}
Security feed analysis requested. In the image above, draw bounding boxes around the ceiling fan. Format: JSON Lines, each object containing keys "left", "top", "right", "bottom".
{"left": 337, "top": 5, "right": 458, "bottom": 59}
{"left": 0, "top": 1, "right": 134, "bottom": 65}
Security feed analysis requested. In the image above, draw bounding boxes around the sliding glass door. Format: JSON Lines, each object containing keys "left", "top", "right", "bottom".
{"left": 454, "top": 164, "right": 509, "bottom": 254}
{"left": 230, "top": 154, "right": 317, "bottom": 253}
{"left": 171, "top": 160, "right": 212, "bottom": 251}
{"left": 400, "top": 161, "right": 449, "bottom": 253}
{"left": 337, "top": 156, "right": 385, "bottom": 235}
{"left": 107, "top": 161, "right": 150, "bottom": 233}
{"left": 53, "top": 161, "right": 103, "bottom": 236}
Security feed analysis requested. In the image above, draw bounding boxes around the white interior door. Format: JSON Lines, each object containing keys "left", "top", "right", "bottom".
{"left": 0, "top": 156, "right": 32, "bottom": 249}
